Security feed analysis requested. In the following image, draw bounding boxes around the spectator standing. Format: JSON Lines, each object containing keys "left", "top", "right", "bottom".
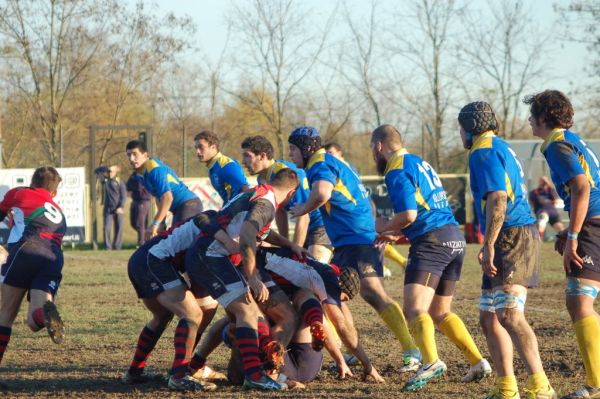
{"left": 126, "top": 172, "right": 151, "bottom": 247}
{"left": 96, "top": 165, "right": 127, "bottom": 250}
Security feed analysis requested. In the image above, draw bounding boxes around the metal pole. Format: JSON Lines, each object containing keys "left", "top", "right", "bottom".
{"left": 182, "top": 124, "right": 187, "bottom": 177}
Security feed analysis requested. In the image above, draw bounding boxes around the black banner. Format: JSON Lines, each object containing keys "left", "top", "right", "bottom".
{"left": 363, "top": 175, "right": 467, "bottom": 225}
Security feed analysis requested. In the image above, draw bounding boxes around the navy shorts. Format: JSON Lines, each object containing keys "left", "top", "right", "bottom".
{"left": 568, "top": 219, "right": 600, "bottom": 282}
{"left": 128, "top": 237, "right": 185, "bottom": 299}
{"left": 185, "top": 237, "right": 248, "bottom": 308}
{"left": 332, "top": 245, "right": 383, "bottom": 278}
{"left": 1, "top": 238, "right": 63, "bottom": 297}
{"left": 282, "top": 342, "right": 323, "bottom": 382}
{"left": 405, "top": 224, "right": 465, "bottom": 284}
{"left": 172, "top": 198, "right": 203, "bottom": 224}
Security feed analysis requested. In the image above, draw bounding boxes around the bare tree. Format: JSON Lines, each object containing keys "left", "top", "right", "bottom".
{"left": 0, "top": 0, "right": 114, "bottom": 165}
{"left": 461, "top": 0, "right": 548, "bottom": 138}
{"left": 388, "top": 0, "right": 463, "bottom": 170}
{"left": 228, "top": 0, "right": 332, "bottom": 157}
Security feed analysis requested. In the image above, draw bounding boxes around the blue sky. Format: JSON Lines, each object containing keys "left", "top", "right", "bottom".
{"left": 154, "top": 0, "right": 589, "bottom": 91}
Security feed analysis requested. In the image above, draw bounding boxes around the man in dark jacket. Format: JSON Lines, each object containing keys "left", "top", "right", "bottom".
{"left": 97, "top": 165, "right": 127, "bottom": 250}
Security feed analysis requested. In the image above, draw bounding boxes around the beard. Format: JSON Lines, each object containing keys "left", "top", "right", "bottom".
{"left": 375, "top": 153, "right": 387, "bottom": 176}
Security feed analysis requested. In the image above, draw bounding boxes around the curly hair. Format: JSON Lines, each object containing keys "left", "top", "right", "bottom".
{"left": 241, "top": 135, "right": 274, "bottom": 159}
{"left": 523, "top": 90, "right": 574, "bottom": 129}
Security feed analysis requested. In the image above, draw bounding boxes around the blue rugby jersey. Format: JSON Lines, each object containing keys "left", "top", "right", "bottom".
{"left": 384, "top": 149, "right": 457, "bottom": 241}
{"left": 208, "top": 152, "right": 249, "bottom": 204}
{"left": 541, "top": 128, "right": 600, "bottom": 218}
{"left": 305, "top": 148, "right": 375, "bottom": 246}
{"left": 139, "top": 158, "right": 198, "bottom": 212}
{"left": 257, "top": 159, "right": 325, "bottom": 233}
{"left": 468, "top": 131, "right": 535, "bottom": 234}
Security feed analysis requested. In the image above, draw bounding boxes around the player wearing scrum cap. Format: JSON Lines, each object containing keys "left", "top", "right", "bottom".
{"left": 458, "top": 102, "right": 555, "bottom": 399}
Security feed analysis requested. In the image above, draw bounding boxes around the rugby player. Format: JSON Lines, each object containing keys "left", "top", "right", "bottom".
{"left": 123, "top": 212, "right": 236, "bottom": 391}
{"left": 125, "top": 140, "right": 203, "bottom": 240}
{"left": 184, "top": 168, "right": 301, "bottom": 390}
{"left": 370, "top": 124, "right": 491, "bottom": 392}
{"left": 525, "top": 90, "right": 600, "bottom": 399}
{"left": 194, "top": 130, "right": 249, "bottom": 204}
{"left": 0, "top": 167, "right": 66, "bottom": 387}
{"left": 458, "top": 102, "right": 556, "bottom": 399}
{"left": 287, "top": 126, "right": 420, "bottom": 376}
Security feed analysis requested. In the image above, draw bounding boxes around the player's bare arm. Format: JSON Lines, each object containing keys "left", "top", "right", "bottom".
{"left": 263, "top": 230, "right": 308, "bottom": 258}
{"left": 239, "top": 220, "right": 268, "bottom": 303}
{"left": 482, "top": 190, "right": 507, "bottom": 277}
{"left": 290, "top": 180, "right": 333, "bottom": 217}
{"left": 375, "top": 209, "right": 417, "bottom": 234}
{"left": 563, "top": 174, "right": 590, "bottom": 272}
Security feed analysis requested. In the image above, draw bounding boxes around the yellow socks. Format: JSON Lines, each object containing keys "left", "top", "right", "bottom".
{"left": 574, "top": 315, "right": 600, "bottom": 387}
{"left": 379, "top": 302, "right": 417, "bottom": 351}
{"left": 438, "top": 312, "right": 483, "bottom": 365}
{"left": 409, "top": 313, "right": 438, "bottom": 364}
{"left": 384, "top": 245, "right": 407, "bottom": 269}
{"left": 525, "top": 371, "right": 551, "bottom": 393}
{"left": 497, "top": 375, "right": 519, "bottom": 396}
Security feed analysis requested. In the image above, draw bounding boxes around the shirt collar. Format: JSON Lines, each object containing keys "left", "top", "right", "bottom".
{"left": 384, "top": 148, "right": 409, "bottom": 174}
{"left": 207, "top": 152, "right": 223, "bottom": 168}
{"left": 540, "top": 128, "right": 566, "bottom": 153}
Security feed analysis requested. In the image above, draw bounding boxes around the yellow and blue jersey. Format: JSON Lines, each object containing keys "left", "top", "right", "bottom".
{"left": 468, "top": 131, "right": 534, "bottom": 234}
{"left": 384, "top": 149, "right": 457, "bottom": 241}
{"left": 257, "top": 160, "right": 324, "bottom": 232}
{"left": 541, "top": 128, "right": 600, "bottom": 218}
{"left": 140, "top": 158, "right": 197, "bottom": 212}
{"left": 305, "top": 148, "right": 375, "bottom": 246}
{"left": 208, "top": 152, "right": 249, "bottom": 204}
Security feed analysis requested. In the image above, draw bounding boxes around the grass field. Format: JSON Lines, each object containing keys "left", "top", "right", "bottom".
{"left": 0, "top": 243, "right": 592, "bottom": 398}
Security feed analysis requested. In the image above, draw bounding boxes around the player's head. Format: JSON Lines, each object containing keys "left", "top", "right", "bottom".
{"left": 126, "top": 140, "right": 150, "bottom": 171}
{"left": 370, "top": 124, "right": 403, "bottom": 176}
{"left": 288, "top": 126, "right": 321, "bottom": 168}
{"left": 324, "top": 142, "right": 343, "bottom": 160}
{"left": 31, "top": 166, "right": 62, "bottom": 196}
{"left": 523, "top": 90, "right": 573, "bottom": 137}
{"left": 194, "top": 130, "right": 220, "bottom": 163}
{"left": 241, "top": 135, "right": 274, "bottom": 175}
{"left": 457, "top": 101, "right": 498, "bottom": 150}
{"left": 271, "top": 168, "right": 299, "bottom": 203}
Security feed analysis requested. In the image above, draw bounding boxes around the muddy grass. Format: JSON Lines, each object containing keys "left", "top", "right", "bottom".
{"left": 0, "top": 243, "right": 590, "bottom": 398}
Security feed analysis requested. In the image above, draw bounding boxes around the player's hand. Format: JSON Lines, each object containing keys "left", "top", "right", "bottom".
{"left": 336, "top": 362, "right": 353, "bottom": 380}
{"left": 289, "top": 204, "right": 305, "bottom": 218}
{"left": 145, "top": 227, "right": 158, "bottom": 241}
{"left": 563, "top": 238, "right": 583, "bottom": 274}
{"left": 480, "top": 245, "right": 497, "bottom": 277}
{"left": 248, "top": 275, "right": 269, "bottom": 303}
{"left": 374, "top": 233, "right": 402, "bottom": 246}
{"left": 290, "top": 243, "right": 309, "bottom": 259}
{"left": 115, "top": 207, "right": 124, "bottom": 215}
{"left": 362, "top": 365, "right": 385, "bottom": 384}
{"left": 555, "top": 228, "right": 567, "bottom": 255}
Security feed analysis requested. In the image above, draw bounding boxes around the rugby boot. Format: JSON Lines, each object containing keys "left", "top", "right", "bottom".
{"left": 485, "top": 388, "right": 521, "bottom": 399}
{"left": 190, "top": 365, "right": 227, "bottom": 382}
{"left": 43, "top": 301, "right": 64, "bottom": 344}
{"left": 399, "top": 348, "right": 422, "bottom": 372}
{"left": 524, "top": 384, "right": 558, "bottom": 399}
{"left": 309, "top": 321, "right": 327, "bottom": 351}
{"left": 168, "top": 374, "right": 216, "bottom": 391}
{"left": 462, "top": 358, "right": 493, "bottom": 382}
{"left": 402, "top": 358, "right": 447, "bottom": 392}
{"left": 243, "top": 374, "right": 287, "bottom": 390}
{"left": 560, "top": 385, "right": 600, "bottom": 399}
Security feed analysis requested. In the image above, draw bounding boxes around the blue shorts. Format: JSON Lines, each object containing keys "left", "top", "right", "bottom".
{"left": 1, "top": 238, "right": 63, "bottom": 297}
{"left": 332, "top": 245, "right": 383, "bottom": 279}
{"left": 282, "top": 342, "right": 323, "bottom": 382}
{"left": 128, "top": 237, "right": 185, "bottom": 299}
{"left": 405, "top": 224, "right": 465, "bottom": 284}
{"left": 185, "top": 237, "right": 248, "bottom": 308}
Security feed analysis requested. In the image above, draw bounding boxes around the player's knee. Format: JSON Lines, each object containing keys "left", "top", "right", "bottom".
{"left": 359, "top": 285, "right": 387, "bottom": 309}
{"left": 479, "top": 310, "right": 496, "bottom": 336}
{"left": 430, "top": 310, "right": 450, "bottom": 326}
{"left": 496, "top": 308, "right": 524, "bottom": 332}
